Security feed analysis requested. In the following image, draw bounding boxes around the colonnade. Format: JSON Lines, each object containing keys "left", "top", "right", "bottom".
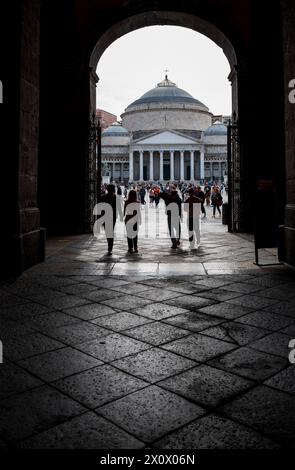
{"left": 204, "top": 161, "right": 227, "bottom": 180}
{"left": 129, "top": 149, "right": 205, "bottom": 181}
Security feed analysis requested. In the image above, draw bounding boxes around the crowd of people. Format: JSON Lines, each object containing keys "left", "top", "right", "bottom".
{"left": 98, "top": 181, "right": 225, "bottom": 255}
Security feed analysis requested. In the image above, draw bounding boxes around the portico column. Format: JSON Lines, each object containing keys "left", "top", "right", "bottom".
{"left": 160, "top": 151, "right": 164, "bottom": 181}
{"left": 180, "top": 151, "right": 184, "bottom": 181}
{"left": 170, "top": 151, "right": 174, "bottom": 181}
{"left": 129, "top": 151, "right": 134, "bottom": 181}
{"left": 190, "top": 151, "right": 195, "bottom": 181}
{"left": 121, "top": 163, "right": 124, "bottom": 181}
{"left": 112, "top": 162, "right": 116, "bottom": 181}
{"left": 149, "top": 151, "right": 154, "bottom": 181}
{"left": 200, "top": 149, "right": 205, "bottom": 180}
{"left": 139, "top": 151, "right": 144, "bottom": 181}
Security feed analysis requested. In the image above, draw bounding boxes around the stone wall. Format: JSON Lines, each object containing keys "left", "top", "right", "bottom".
{"left": 282, "top": 0, "right": 295, "bottom": 265}
{"left": 0, "top": 0, "right": 44, "bottom": 278}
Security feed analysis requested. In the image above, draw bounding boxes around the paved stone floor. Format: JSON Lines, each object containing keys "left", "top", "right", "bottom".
{"left": 1, "top": 202, "right": 295, "bottom": 449}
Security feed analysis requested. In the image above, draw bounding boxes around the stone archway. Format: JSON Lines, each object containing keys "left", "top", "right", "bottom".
{"left": 37, "top": 0, "right": 286, "bottom": 269}
{"left": 1, "top": 0, "right": 290, "bottom": 279}
{"left": 89, "top": 11, "right": 238, "bottom": 116}
{"left": 88, "top": 11, "right": 239, "bottom": 232}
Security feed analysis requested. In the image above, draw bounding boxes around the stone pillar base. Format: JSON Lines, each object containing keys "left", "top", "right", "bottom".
{"left": 1, "top": 228, "right": 46, "bottom": 279}
{"left": 284, "top": 205, "right": 295, "bottom": 266}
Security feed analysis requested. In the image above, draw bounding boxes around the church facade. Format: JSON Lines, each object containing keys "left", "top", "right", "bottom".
{"left": 101, "top": 76, "right": 228, "bottom": 183}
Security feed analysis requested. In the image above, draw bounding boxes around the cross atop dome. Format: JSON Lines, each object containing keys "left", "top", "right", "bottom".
{"left": 157, "top": 71, "right": 176, "bottom": 88}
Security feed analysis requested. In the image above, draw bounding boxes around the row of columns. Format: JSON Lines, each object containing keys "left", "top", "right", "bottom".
{"left": 110, "top": 162, "right": 125, "bottom": 180}
{"left": 205, "top": 161, "right": 227, "bottom": 178}
{"left": 129, "top": 150, "right": 205, "bottom": 181}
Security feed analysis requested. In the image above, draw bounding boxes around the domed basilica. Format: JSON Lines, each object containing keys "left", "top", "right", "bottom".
{"left": 101, "top": 75, "right": 229, "bottom": 183}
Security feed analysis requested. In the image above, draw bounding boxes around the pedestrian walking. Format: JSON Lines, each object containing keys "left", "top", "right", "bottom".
{"left": 211, "top": 186, "right": 223, "bottom": 217}
{"left": 194, "top": 185, "right": 206, "bottom": 218}
{"left": 154, "top": 186, "right": 160, "bottom": 207}
{"left": 204, "top": 183, "right": 211, "bottom": 206}
{"left": 149, "top": 188, "right": 155, "bottom": 207}
{"left": 124, "top": 189, "right": 141, "bottom": 254}
{"left": 185, "top": 188, "right": 202, "bottom": 249}
{"left": 99, "top": 184, "right": 123, "bottom": 255}
{"left": 159, "top": 185, "right": 182, "bottom": 249}
{"left": 139, "top": 186, "right": 146, "bottom": 206}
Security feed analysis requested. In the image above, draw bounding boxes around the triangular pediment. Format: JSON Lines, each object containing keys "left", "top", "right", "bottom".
{"left": 134, "top": 130, "right": 198, "bottom": 145}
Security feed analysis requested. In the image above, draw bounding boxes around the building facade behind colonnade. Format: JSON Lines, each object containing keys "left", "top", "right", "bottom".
{"left": 101, "top": 76, "right": 228, "bottom": 183}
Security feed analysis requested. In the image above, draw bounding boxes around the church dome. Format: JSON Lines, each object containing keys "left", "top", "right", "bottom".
{"left": 126, "top": 76, "right": 208, "bottom": 110}
{"left": 121, "top": 76, "right": 212, "bottom": 134}
{"left": 102, "top": 122, "right": 130, "bottom": 147}
{"left": 102, "top": 122, "right": 129, "bottom": 137}
{"left": 204, "top": 120, "right": 227, "bottom": 136}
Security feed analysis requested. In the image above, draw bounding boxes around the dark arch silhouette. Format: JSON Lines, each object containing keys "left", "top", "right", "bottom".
{"left": 90, "top": 11, "right": 237, "bottom": 71}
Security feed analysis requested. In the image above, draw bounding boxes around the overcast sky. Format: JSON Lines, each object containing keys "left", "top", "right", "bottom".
{"left": 96, "top": 26, "right": 231, "bottom": 120}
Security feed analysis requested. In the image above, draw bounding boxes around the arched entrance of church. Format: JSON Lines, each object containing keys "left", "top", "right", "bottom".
{"left": 37, "top": 1, "right": 285, "bottom": 269}
{"left": 89, "top": 12, "right": 238, "bottom": 234}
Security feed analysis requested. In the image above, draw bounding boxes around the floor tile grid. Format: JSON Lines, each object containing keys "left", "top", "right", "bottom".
{"left": 28, "top": 283, "right": 287, "bottom": 368}
{"left": 147, "top": 409, "right": 282, "bottom": 449}
{"left": 138, "top": 349, "right": 294, "bottom": 448}
{"left": 214, "top": 385, "right": 295, "bottom": 448}
{"left": 1, "top": 228, "right": 295, "bottom": 448}
{"left": 2, "top": 283, "right": 291, "bottom": 377}
{"left": 87, "top": 358, "right": 284, "bottom": 448}
{"left": 93, "top": 396, "right": 209, "bottom": 447}
{"left": 2, "top": 353, "right": 210, "bottom": 447}
{"left": 0, "top": 359, "right": 151, "bottom": 447}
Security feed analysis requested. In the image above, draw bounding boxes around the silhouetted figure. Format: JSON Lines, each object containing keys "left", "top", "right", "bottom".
{"left": 204, "top": 183, "right": 211, "bottom": 206}
{"left": 160, "top": 185, "right": 182, "bottom": 249}
{"left": 139, "top": 186, "right": 146, "bottom": 205}
{"left": 195, "top": 185, "right": 206, "bottom": 217}
{"left": 185, "top": 188, "right": 202, "bottom": 249}
{"left": 211, "top": 186, "right": 223, "bottom": 217}
{"left": 100, "top": 184, "right": 123, "bottom": 255}
{"left": 124, "top": 190, "right": 141, "bottom": 254}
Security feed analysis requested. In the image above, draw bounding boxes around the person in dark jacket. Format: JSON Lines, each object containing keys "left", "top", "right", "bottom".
{"left": 195, "top": 186, "right": 206, "bottom": 218}
{"left": 204, "top": 183, "right": 211, "bottom": 206}
{"left": 185, "top": 188, "right": 202, "bottom": 248}
{"left": 139, "top": 186, "right": 146, "bottom": 206}
{"left": 99, "top": 184, "right": 123, "bottom": 255}
{"left": 159, "top": 185, "right": 182, "bottom": 249}
{"left": 124, "top": 189, "right": 141, "bottom": 254}
{"left": 211, "top": 186, "right": 223, "bottom": 217}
